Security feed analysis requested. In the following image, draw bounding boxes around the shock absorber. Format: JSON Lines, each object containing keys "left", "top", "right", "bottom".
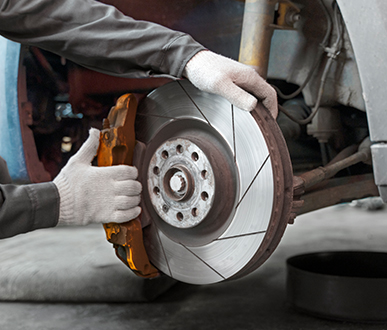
{"left": 238, "top": 0, "right": 277, "bottom": 78}
{"left": 239, "top": 0, "right": 300, "bottom": 78}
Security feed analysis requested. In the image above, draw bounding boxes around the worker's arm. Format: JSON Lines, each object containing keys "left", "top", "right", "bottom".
{"left": 0, "top": 0, "right": 277, "bottom": 115}
{"left": 0, "top": 0, "right": 205, "bottom": 79}
{"left": 0, "top": 157, "right": 59, "bottom": 239}
{"left": 0, "top": 183, "right": 59, "bottom": 239}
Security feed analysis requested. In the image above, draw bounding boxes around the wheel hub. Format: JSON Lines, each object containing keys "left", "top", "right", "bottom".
{"left": 148, "top": 138, "right": 215, "bottom": 229}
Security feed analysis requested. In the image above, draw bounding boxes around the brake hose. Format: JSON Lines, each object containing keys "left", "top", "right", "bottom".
{"left": 278, "top": 1, "right": 343, "bottom": 126}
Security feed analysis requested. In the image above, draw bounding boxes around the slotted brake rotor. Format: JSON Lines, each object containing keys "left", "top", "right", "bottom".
{"left": 134, "top": 80, "right": 293, "bottom": 285}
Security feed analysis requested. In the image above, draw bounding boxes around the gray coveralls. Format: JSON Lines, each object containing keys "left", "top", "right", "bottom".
{"left": 0, "top": 0, "right": 205, "bottom": 239}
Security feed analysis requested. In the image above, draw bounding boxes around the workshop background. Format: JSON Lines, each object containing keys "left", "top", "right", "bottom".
{"left": 1, "top": 0, "right": 387, "bottom": 328}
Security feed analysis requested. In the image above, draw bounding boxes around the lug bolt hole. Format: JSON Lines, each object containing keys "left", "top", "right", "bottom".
{"left": 153, "top": 187, "right": 160, "bottom": 195}
{"left": 162, "top": 150, "right": 169, "bottom": 159}
{"left": 192, "top": 152, "right": 199, "bottom": 161}
{"left": 192, "top": 208, "right": 198, "bottom": 217}
{"left": 201, "top": 170, "right": 208, "bottom": 179}
{"left": 153, "top": 166, "right": 160, "bottom": 175}
{"left": 201, "top": 192, "right": 209, "bottom": 201}
{"left": 176, "top": 145, "right": 184, "bottom": 154}
{"left": 177, "top": 212, "right": 184, "bottom": 221}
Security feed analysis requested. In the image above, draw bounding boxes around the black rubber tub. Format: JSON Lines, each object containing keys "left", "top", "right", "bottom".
{"left": 287, "top": 251, "right": 387, "bottom": 323}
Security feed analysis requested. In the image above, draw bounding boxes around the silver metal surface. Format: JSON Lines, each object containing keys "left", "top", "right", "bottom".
{"left": 147, "top": 138, "right": 215, "bottom": 229}
{"left": 336, "top": 0, "right": 387, "bottom": 203}
{"left": 136, "top": 80, "right": 274, "bottom": 285}
{"left": 371, "top": 144, "right": 387, "bottom": 202}
{"left": 337, "top": 0, "right": 387, "bottom": 140}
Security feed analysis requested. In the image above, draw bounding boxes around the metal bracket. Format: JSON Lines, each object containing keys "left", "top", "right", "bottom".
{"left": 273, "top": 0, "right": 301, "bottom": 30}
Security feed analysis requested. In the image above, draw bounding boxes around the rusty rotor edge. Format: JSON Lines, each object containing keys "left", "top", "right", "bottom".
{"left": 230, "top": 102, "right": 294, "bottom": 280}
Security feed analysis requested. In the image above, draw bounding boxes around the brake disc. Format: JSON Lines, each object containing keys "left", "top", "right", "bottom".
{"left": 134, "top": 80, "right": 293, "bottom": 285}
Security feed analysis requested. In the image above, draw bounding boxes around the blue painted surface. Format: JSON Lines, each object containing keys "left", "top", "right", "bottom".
{"left": 0, "top": 37, "right": 29, "bottom": 182}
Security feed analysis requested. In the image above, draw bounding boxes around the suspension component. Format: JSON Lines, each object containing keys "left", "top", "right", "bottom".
{"left": 239, "top": 0, "right": 300, "bottom": 78}
{"left": 239, "top": 0, "right": 277, "bottom": 78}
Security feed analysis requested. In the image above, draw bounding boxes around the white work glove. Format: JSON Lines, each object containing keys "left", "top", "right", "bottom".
{"left": 183, "top": 50, "right": 278, "bottom": 118}
{"left": 53, "top": 128, "right": 142, "bottom": 226}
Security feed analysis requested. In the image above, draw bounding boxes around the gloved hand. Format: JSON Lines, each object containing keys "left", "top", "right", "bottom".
{"left": 53, "top": 128, "right": 142, "bottom": 226}
{"left": 183, "top": 50, "right": 278, "bottom": 118}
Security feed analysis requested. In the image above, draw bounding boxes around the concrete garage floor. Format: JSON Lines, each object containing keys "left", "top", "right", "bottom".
{"left": 1, "top": 202, "right": 387, "bottom": 330}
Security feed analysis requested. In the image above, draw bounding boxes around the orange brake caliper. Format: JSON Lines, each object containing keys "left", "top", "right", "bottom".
{"left": 97, "top": 93, "right": 159, "bottom": 278}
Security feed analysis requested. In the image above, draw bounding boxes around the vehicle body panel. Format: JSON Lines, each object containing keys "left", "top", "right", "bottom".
{"left": 0, "top": 37, "right": 28, "bottom": 182}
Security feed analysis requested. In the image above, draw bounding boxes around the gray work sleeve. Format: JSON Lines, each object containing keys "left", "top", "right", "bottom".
{"left": 0, "top": 0, "right": 206, "bottom": 79}
{"left": 0, "top": 157, "right": 59, "bottom": 239}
